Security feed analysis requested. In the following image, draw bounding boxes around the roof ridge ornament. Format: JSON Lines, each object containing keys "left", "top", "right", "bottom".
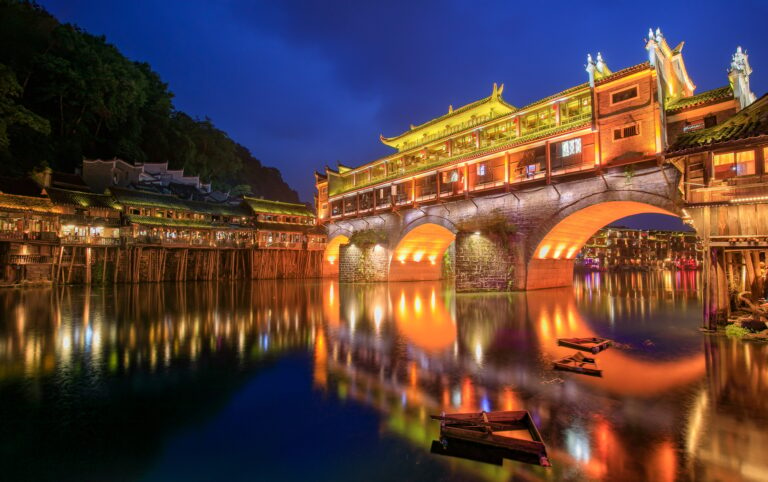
{"left": 728, "top": 46, "right": 756, "bottom": 110}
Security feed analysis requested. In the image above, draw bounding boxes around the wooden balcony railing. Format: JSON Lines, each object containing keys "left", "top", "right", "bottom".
{"left": 4, "top": 254, "right": 53, "bottom": 265}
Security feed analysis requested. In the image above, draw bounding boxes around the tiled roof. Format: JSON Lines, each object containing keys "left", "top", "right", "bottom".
{"left": 669, "top": 93, "right": 768, "bottom": 153}
{"left": 0, "top": 192, "right": 56, "bottom": 213}
{"left": 665, "top": 86, "right": 733, "bottom": 113}
{"left": 254, "top": 221, "right": 324, "bottom": 234}
{"left": 125, "top": 215, "right": 243, "bottom": 230}
{"left": 46, "top": 187, "right": 120, "bottom": 210}
{"left": 243, "top": 197, "right": 314, "bottom": 217}
{"left": 519, "top": 82, "right": 590, "bottom": 111}
{"left": 111, "top": 187, "right": 250, "bottom": 217}
{"left": 594, "top": 62, "right": 651, "bottom": 85}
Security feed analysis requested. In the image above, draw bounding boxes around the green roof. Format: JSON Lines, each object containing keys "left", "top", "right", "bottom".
{"left": 111, "top": 187, "right": 250, "bottom": 217}
{"left": 254, "top": 221, "right": 324, "bottom": 234}
{"left": 0, "top": 192, "right": 55, "bottom": 213}
{"left": 243, "top": 197, "right": 314, "bottom": 217}
{"left": 669, "top": 93, "right": 768, "bottom": 153}
{"left": 125, "top": 215, "right": 245, "bottom": 230}
{"left": 666, "top": 86, "right": 733, "bottom": 113}
{"left": 46, "top": 187, "right": 120, "bottom": 210}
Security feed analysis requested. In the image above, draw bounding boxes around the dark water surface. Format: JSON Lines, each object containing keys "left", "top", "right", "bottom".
{"left": 1, "top": 272, "right": 766, "bottom": 481}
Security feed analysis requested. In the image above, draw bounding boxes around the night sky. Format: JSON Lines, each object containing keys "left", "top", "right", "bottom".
{"left": 40, "top": 0, "right": 767, "bottom": 230}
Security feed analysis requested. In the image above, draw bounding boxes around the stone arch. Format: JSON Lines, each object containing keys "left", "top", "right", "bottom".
{"left": 389, "top": 216, "right": 458, "bottom": 282}
{"left": 322, "top": 231, "right": 351, "bottom": 278}
{"left": 525, "top": 191, "right": 682, "bottom": 290}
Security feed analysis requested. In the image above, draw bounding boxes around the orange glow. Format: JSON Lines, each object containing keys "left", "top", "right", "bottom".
{"left": 390, "top": 223, "right": 455, "bottom": 281}
{"left": 393, "top": 283, "right": 456, "bottom": 352}
{"left": 323, "top": 235, "right": 349, "bottom": 277}
{"left": 528, "top": 289, "right": 705, "bottom": 397}
{"left": 534, "top": 202, "right": 675, "bottom": 260}
{"left": 528, "top": 201, "right": 678, "bottom": 289}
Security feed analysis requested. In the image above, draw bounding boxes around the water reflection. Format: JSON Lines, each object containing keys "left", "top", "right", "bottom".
{"left": 0, "top": 272, "right": 766, "bottom": 481}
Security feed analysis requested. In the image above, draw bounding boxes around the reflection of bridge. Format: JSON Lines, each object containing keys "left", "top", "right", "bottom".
{"left": 315, "top": 30, "right": 767, "bottom": 314}
{"left": 316, "top": 279, "right": 719, "bottom": 480}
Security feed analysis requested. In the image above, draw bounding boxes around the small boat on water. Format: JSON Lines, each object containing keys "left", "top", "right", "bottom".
{"left": 557, "top": 337, "right": 611, "bottom": 354}
{"left": 553, "top": 352, "right": 602, "bottom": 377}
{"left": 431, "top": 410, "right": 551, "bottom": 467}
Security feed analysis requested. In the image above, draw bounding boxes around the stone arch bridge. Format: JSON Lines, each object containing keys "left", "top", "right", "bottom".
{"left": 323, "top": 161, "right": 684, "bottom": 291}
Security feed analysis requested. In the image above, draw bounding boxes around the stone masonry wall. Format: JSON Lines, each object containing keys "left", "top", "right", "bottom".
{"left": 339, "top": 244, "right": 389, "bottom": 283}
{"left": 455, "top": 232, "right": 518, "bottom": 292}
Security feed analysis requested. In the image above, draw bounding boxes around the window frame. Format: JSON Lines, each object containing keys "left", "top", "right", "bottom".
{"left": 612, "top": 122, "right": 641, "bottom": 142}
{"left": 609, "top": 84, "right": 639, "bottom": 106}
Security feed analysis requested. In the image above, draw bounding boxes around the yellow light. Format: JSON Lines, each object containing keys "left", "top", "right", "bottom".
{"left": 428, "top": 254, "right": 437, "bottom": 265}
{"left": 398, "top": 254, "right": 406, "bottom": 264}
{"left": 566, "top": 247, "right": 577, "bottom": 259}
{"left": 327, "top": 255, "right": 336, "bottom": 265}
{"left": 413, "top": 251, "right": 424, "bottom": 262}
{"left": 553, "top": 244, "right": 565, "bottom": 259}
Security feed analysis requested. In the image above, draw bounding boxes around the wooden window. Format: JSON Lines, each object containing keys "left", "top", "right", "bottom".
{"left": 713, "top": 150, "right": 755, "bottom": 180}
{"left": 611, "top": 86, "right": 638, "bottom": 104}
{"left": 613, "top": 124, "right": 639, "bottom": 141}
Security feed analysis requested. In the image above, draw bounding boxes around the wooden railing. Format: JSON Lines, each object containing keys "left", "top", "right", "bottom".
{"left": 4, "top": 254, "right": 53, "bottom": 265}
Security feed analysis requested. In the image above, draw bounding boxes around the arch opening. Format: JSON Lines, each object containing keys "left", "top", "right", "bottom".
{"left": 527, "top": 201, "right": 680, "bottom": 290}
{"left": 389, "top": 224, "right": 456, "bottom": 282}
{"left": 322, "top": 235, "right": 349, "bottom": 277}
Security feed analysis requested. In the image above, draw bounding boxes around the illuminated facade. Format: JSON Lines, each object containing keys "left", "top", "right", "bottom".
{"left": 0, "top": 175, "right": 326, "bottom": 285}
{"left": 313, "top": 29, "right": 759, "bottom": 299}
{"left": 317, "top": 31, "right": 754, "bottom": 222}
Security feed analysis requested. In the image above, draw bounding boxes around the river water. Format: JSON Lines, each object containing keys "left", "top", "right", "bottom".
{"left": 0, "top": 272, "right": 765, "bottom": 481}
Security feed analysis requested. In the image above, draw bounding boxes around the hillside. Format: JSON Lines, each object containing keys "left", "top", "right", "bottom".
{"left": 0, "top": 0, "right": 299, "bottom": 202}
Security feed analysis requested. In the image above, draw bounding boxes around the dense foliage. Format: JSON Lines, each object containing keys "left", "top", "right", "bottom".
{"left": 0, "top": 0, "right": 299, "bottom": 202}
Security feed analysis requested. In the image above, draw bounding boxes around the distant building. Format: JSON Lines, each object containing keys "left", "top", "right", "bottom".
{"left": 578, "top": 228, "right": 701, "bottom": 270}
{"left": 81, "top": 159, "right": 224, "bottom": 201}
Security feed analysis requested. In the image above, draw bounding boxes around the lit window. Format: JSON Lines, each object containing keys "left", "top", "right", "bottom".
{"left": 713, "top": 150, "right": 755, "bottom": 180}
{"left": 561, "top": 138, "right": 582, "bottom": 157}
{"left": 477, "top": 164, "right": 486, "bottom": 176}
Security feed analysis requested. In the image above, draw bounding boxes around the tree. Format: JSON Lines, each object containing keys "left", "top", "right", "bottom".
{"left": 0, "top": 63, "right": 49, "bottom": 150}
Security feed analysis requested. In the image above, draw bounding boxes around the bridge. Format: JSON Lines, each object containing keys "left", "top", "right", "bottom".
{"left": 325, "top": 160, "right": 680, "bottom": 291}
{"left": 314, "top": 29, "right": 767, "bottom": 326}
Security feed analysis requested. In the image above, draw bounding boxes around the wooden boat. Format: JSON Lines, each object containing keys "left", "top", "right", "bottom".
{"left": 431, "top": 410, "right": 551, "bottom": 467}
{"left": 553, "top": 352, "right": 602, "bottom": 377}
{"left": 557, "top": 337, "right": 611, "bottom": 354}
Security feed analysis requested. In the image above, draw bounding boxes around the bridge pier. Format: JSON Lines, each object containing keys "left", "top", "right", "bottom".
{"left": 338, "top": 243, "right": 389, "bottom": 283}
{"left": 455, "top": 231, "right": 521, "bottom": 292}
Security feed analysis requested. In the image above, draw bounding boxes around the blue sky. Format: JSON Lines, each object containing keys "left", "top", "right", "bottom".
{"left": 40, "top": 1, "right": 767, "bottom": 227}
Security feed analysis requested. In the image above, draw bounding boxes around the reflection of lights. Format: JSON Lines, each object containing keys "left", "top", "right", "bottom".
{"left": 565, "top": 425, "right": 591, "bottom": 462}
{"left": 428, "top": 254, "right": 437, "bottom": 265}
{"left": 398, "top": 255, "right": 406, "bottom": 264}
{"left": 374, "top": 306, "right": 383, "bottom": 333}
{"left": 539, "top": 245, "right": 551, "bottom": 258}
{"left": 566, "top": 247, "right": 577, "bottom": 259}
{"left": 327, "top": 255, "right": 335, "bottom": 265}
{"left": 413, "top": 251, "right": 424, "bottom": 262}
{"left": 553, "top": 244, "right": 565, "bottom": 259}
{"left": 686, "top": 390, "right": 708, "bottom": 455}
{"left": 451, "top": 387, "right": 462, "bottom": 407}
{"left": 481, "top": 396, "right": 491, "bottom": 413}
{"left": 414, "top": 295, "right": 422, "bottom": 313}
{"left": 474, "top": 342, "right": 483, "bottom": 364}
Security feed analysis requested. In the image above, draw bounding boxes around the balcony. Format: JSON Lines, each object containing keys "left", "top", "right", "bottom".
{"left": 4, "top": 254, "right": 53, "bottom": 265}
